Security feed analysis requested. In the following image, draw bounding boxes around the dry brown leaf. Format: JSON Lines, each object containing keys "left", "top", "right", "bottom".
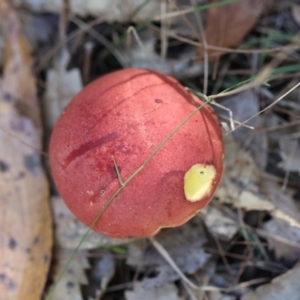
{"left": 198, "top": 0, "right": 265, "bottom": 60}
{"left": 241, "top": 262, "right": 300, "bottom": 300}
{"left": 0, "top": 1, "right": 52, "bottom": 299}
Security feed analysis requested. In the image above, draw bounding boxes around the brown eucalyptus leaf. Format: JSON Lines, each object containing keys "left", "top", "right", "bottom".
{"left": 0, "top": 1, "right": 52, "bottom": 299}
{"left": 198, "top": 0, "right": 265, "bottom": 60}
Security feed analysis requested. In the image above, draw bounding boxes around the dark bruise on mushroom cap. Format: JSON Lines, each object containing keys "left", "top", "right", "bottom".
{"left": 49, "top": 68, "right": 224, "bottom": 238}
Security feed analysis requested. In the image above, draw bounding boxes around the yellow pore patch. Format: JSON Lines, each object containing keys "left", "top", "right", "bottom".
{"left": 184, "top": 163, "right": 216, "bottom": 202}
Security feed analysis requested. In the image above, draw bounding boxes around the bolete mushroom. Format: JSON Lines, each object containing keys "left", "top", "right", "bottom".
{"left": 49, "top": 68, "right": 223, "bottom": 238}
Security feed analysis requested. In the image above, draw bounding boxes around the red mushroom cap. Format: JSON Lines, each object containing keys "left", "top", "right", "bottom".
{"left": 49, "top": 68, "right": 224, "bottom": 238}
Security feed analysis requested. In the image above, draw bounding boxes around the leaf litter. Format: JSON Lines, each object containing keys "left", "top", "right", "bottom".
{"left": 50, "top": 250, "right": 89, "bottom": 300}
{"left": 127, "top": 218, "right": 210, "bottom": 289}
{"left": 0, "top": 0, "right": 300, "bottom": 299}
{"left": 0, "top": 1, "right": 52, "bottom": 299}
{"left": 125, "top": 282, "right": 184, "bottom": 300}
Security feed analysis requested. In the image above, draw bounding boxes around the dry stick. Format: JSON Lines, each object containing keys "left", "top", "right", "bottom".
{"left": 0, "top": 124, "right": 48, "bottom": 156}
{"left": 188, "top": 88, "right": 236, "bottom": 131}
{"left": 126, "top": 25, "right": 149, "bottom": 67}
{"left": 227, "top": 81, "right": 300, "bottom": 134}
{"left": 154, "top": 0, "right": 241, "bottom": 22}
{"left": 112, "top": 156, "right": 125, "bottom": 186}
{"left": 83, "top": 41, "right": 94, "bottom": 84}
{"left": 168, "top": 0, "right": 210, "bottom": 95}
{"left": 182, "top": 282, "right": 199, "bottom": 300}
{"left": 160, "top": 0, "right": 168, "bottom": 60}
{"left": 190, "top": 0, "right": 209, "bottom": 95}
{"left": 218, "top": 114, "right": 254, "bottom": 130}
{"left": 149, "top": 236, "right": 269, "bottom": 293}
{"left": 72, "top": 17, "right": 126, "bottom": 68}
{"left": 149, "top": 237, "right": 220, "bottom": 292}
{"left": 156, "top": 27, "right": 300, "bottom": 55}
{"left": 45, "top": 98, "right": 210, "bottom": 300}
{"left": 59, "top": 0, "right": 70, "bottom": 47}
{"left": 257, "top": 229, "right": 300, "bottom": 250}
{"left": 168, "top": 0, "right": 199, "bottom": 38}
{"left": 37, "top": 17, "right": 105, "bottom": 71}
{"left": 212, "top": 234, "right": 232, "bottom": 276}
{"left": 281, "top": 138, "right": 297, "bottom": 191}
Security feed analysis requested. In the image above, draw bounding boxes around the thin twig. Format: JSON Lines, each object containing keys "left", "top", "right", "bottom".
{"left": 153, "top": 0, "right": 241, "bottom": 22}
{"left": 149, "top": 237, "right": 220, "bottom": 291}
{"left": 190, "top": 0, "right": 209, "bottom": 95}
{"left": 151, "top": 26, "right": 300, "bottom": 55}
{"left": 227, "top": 81, "right": 300, "bottom": 133}
{"left": 112, "top": 156, "right": 125, "bottom": 186}
{"left": 149, "top": 237, "right": 269, "bottom": 292}
{"left": 160, "top": 0, "right": 168, "bottom": 60}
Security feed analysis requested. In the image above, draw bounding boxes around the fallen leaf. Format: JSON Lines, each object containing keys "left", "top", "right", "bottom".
{"left": 50, "top": 250, "right": 89, "bottom": 300}
{"left": 0, "top": 1, "right": 52, "bottom": 299}
{"left": 215, "top": 89, "right": 268, "bottom": 169}
{"left": 198, "top": 0, "right": 265, "bottom": 60}
{"left": 127, "top": 218, "right": 210, "bottom": 289}
{"left": 19, "top": 11, "right": 58, "bottom": 46}
{"left": 52, "top": 196, "right": 133, "bottom": 249}
{"left": 217, "top": 177, "right": 274, "bottom": 211}
{"left": 0, "top": 8, "right": 57, "bottom": 69}
{"left": 43, "top": 49, "right": 83, "bottom": 131}
{"left": 216, "top": 134, "right": 273, "bottom": 211}
{"left": 125, "top": 282, "right": 184, "bottom": 300}
{"left": 278, "top": 137, "right": 300, "bottom": 174}
{"left": 216, "top": 135, "right": 300, "bottom": 227}
{"left": 264, "top": 182, "right": 300, "bottom": 228}
{"left": 201, "top": 205, "right": 239, "bottom": 242}
{"left": 89, "top": 251, "right": 115, "bottom": 299}
{"left": 121, "top": 28, "right": 203, "bottom": 79}
{"left": 263, "top": 218, "right": 300, "bottom": 260}
{"left": 241, "top": 262, "right": 300, "bottom": 300}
